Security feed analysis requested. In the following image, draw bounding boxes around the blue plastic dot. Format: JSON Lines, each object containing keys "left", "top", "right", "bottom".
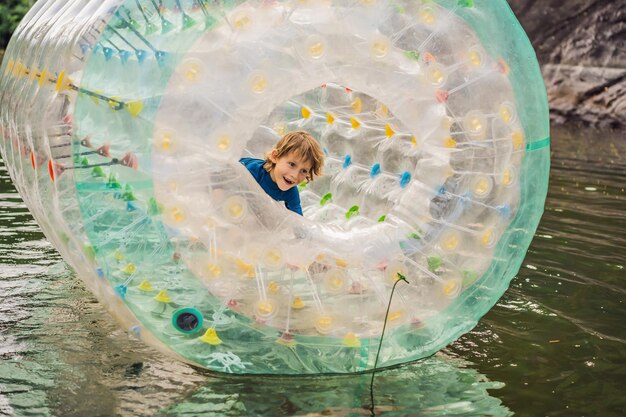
{"left": 437, "top": 186, "right": 446, "bottom": 195}
{"left": 135, "top": 49, "right": 147, "bottom": 63}
{"left": 343, "top": 154, "right": 352, "bottom": 169}
{"left": 126, "top": 201, "right": 139, "bottom": 212}
{"left": 322, "top": 147, "right": 329, "bottom": 156}
{"left": 155, "top": 50, "right": 168, "bottom": 65}
{"left": 119, "top": 50, "right": 131, "bottom": 64}
{"left": 370, "top": 163, "right": 381, "bottom": 178}
{"left": 79, "top": 43, "right": 90, "bottom": 55}
{"left": 96, "top": 267, "right": 104, "bottom": 278}
{"left": 400, "top": 171, "right": 411, "bottom": 188}
{"left": 115, "top": 284, "right": 128, "bottom": 299}
{"left": 497, "top": 204, "right": 511, "bottom": 217}
{"left": 130, "top": 325, "right": 141, "bottom": 338}
{"left": 93, "top": 44, "right": 101, "bottom": 54}
{"left": 102, "top": 47, "right": 115, "bottom": 61}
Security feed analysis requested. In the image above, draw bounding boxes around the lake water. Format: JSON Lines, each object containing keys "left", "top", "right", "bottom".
{"left": 0, "top": 125, "right": 624, "bottom": 417}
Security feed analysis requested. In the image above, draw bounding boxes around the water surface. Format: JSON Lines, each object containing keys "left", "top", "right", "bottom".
{"left": 0, "top": 126, "right": 624, "bottom": 416}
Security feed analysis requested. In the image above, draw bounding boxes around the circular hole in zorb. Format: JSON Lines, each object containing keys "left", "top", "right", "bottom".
{"left": 172, "top": 308, "right": 204, "bottom": 334}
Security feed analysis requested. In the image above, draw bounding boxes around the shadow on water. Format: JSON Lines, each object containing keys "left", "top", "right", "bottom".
{"left": 1, "top": 124, "right": 625, "bottom": 416}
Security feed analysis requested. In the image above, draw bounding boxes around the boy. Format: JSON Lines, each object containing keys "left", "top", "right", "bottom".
{"left": 240, "top": 130, "right": 324, "bottom": 215}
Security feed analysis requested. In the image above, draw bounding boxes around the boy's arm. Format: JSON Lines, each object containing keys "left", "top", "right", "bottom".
{"left": 285, "top": 191, "right": 303, "bottom": 216}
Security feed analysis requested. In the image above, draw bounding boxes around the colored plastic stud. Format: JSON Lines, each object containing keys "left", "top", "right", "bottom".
{"left": 458, "top": 0, "right": 474, "bottom": 6}
{"left": 343, "top": 333, "right": 361, "bottom": 348}
{"left": 315, "top": 315, "right": 334, "bottom": 335}
{"left": 135, "top": 49, "right": 147, "bottom": 63}
{"left": 444, "top": 137, "right": 457, "bottom": 148}
{"left": 345, "top": 205, "right": 360, "bottom": 219}
{"left": 427, "top": 256, "right": 442, "bottom": 272}
{"left": 377, "top": 214, "right": 386, "bottom": 222}
{"left": 339, "top": 155, "right": 351, "bottom": 170}
{"left": 138, "top": 279, "right": 154, "bottom": 292}
{"left": 119, "top": 50, "right": 131, "bottom": 64}
{"left": 400, "top": 171, "right": 411, "bottom": 188}
{"left": 370, "top": 163, "right": 381, "bottom": 177}
{"left": 182, "top": 13, "right": 197, "bottom": 29}
{"left": 291, "top": 296, "right": 305, "bottom": 309}
{"left": 122, "top": 263, "right": 136, "bottom": 274}
{"left": 351, "top": 97, "right": 362, "bottom": 113}
{"left": 154, "top": 289, "right": 172, "bottom": 303}
{"left": 385, "top": 124, "right": 395, "bottom": 138}
{"left": 198, "top": 328, "right": 222, "bottom": 345}
{"left": 125, "top": 100, "right": 144, "bottom": 117}
{"left": 161, "top": 18, "right": 174, "bottom": 34}
{"left": 301, "top": 106, "right": 311, "bottom": 119}
{"left": 276, "top": 331, "right": 296, "bottom": 347}
{"left": 326, "top": 112, "right": 335, "bottom": 124}
{"left": 115, "top": 284, "right": 127, "bottom": 299}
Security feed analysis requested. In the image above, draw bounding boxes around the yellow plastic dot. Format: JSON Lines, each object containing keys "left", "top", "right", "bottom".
{"left": 292, "top": 296, "right": 305, "bottom": 309}
{"left": 351, "top": 97, "right": 362, "bottom": 114}
{"left": 217, "top": 135, "right": 231, "bottom": 152}
{"left": 512, "top": 131, "right": 524, "bottom": 150}
{"left": 138, "top": 279, "right": 154, "bottom": 292}
{"left": 464, "top": 112, "right": 487, "bottom": 137}
{"left": 306, "top": 35, "right": 326, "bottom": 59}
{"left": 199, "top": 328, "right": 222, "bottom": 345}
{"left": 385, "top": 124, "right": 395, "bottom": 138}
{"left": 335, "top": 258, "right": 348, "bottom": 268}
{"left": 441, "top": 233, "right": 459, "bottom": 251}
{"left": 315, "top": 315, "right": 334, "bottom": 334}
{"left": 419, "top": 6, "right": 436, "bottom": 25}
{"left": 326, "top": 112, "right": 335, "bottom": 124}
{"left": 499, "top": 102, "right": 515, "bottom": 124}
{"left": 388, "top": 310, "right": 404, "bottom": 321}
{"left": 233, "top": 13, "right": 251, "bottom": 30}
{"left": 474, "top": 177, "right": 491, "bottom": 197}
{"left": 256, "top": 300, "right": 275, "bottom": 317}
{"left": 444, "top": 137, "right": 457, "bottom": 148}
{"left": 206, "top": 262, "right": 222, "bottom": 278}
{"left": 154, "top": 289, "right": 172, "bottom": 303}
{"left": 268, "top": 281, "right": 280, "bottom": 294}
{"left": 350, "top": 117, "right": 361, "bottom": 129}
{"left": 411, "top": 136, "right": 417, "bottom": 146}
{"left": 274, "top": 122, "right": 287, "bottom": 136}
{"left": 125, "top": 100, "right": 144, "bottom": 117}
{"left": 428, "top": 65, "right": 446, "bottom": 86}
{"left": 481, "top": 229, "right": 495, "bottom": 247}
{"left": 236, "top": 259, "right": 255, "bottom": 278}
{"left": 228, "top": 201, "right": 243, "bottom": 219}
{"left": 122, "top": 263, "right": 136, "bottom": 274}
{"left": 107, "top": 96, "right": 121, "bottom": 110}
{"left": 265, "top": 248, "right": 282, "bottom": 267}
{"left": 114, "top": 249, "right": 124, "bottom": 261}
{"left": 249, "top": 73, "right": 268, "bottom": 94}
{"left": 182, "top": 60, "right": 203, "bottom": 82}
{"left": 343, "top": 333, "right": 361, "bottom": 348}
{"left": 158, "top": 132, "right": 173, "bottom": 152}
{"left": 54, "top": 70, "right": 66, "bottom": 92}
{"left": 370, "top": 36, "right": 390, "bottom": 59}
{"left": 169, "top": 207, "right": 186, "bottom": 224}
{"left": 502, "top": 168, "right": 514, "bottom": 186}
{"left": 301, "top": 106, "right": 311, "bottom": 119}
{"left": 442, "top": 280, "right": 460, "bottom": 297}
{"left": 468, "top": 49, "right": 482, "bottom": 67}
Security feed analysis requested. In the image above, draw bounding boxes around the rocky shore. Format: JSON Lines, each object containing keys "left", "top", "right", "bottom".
{"left": 1, "top": 1, "right": 623, "bottom": 129}
{"left": 509, "top": 0, "right": 625, "bottom": 129}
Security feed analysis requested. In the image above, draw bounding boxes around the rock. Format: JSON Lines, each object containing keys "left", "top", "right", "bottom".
{"left": 508, "top": 0, "right": 625, "bottom": 128}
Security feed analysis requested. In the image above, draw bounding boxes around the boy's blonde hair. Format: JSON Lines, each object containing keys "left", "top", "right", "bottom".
{"left": 264, "top": 130, "right": 324, "bottom": 181}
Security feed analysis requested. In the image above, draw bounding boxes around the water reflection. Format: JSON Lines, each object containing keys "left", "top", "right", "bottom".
{"left": 159, "top": 357, "right": 509, "bottom": 416}
{"left": 1, "top": 125, "right": 625, "bottom": 416}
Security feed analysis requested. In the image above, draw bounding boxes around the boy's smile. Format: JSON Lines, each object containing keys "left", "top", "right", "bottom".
{"left": 269, "top": 151, "right": 312, "bottom": 191}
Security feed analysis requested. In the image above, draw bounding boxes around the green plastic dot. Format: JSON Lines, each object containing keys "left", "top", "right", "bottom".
{"left": 320, "top": 193, "right": 332, "bottom": 206}
{"left": 91, "top": 166, "right": 106, "bottom": 178}
{"left": 458, "top": 0, "right": 474, "bottom": 7}
{"left": 404, "top": 50, "right": 420, "bottom": 61}
{"left": 148, "top": 197, "right": 164, "bottom": 216}
{"left": 427, "top": 256, "right": 442, "bottom": 272}
{"left": 345, "top": 205, "right": 359, "bottom": 219}
{"left": 377, "top": 215, "right": 386, "bottom": 222}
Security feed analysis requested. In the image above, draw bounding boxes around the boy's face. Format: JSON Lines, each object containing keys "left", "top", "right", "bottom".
{"left": 269, "top": 150, "right": 312, "bottom": 191}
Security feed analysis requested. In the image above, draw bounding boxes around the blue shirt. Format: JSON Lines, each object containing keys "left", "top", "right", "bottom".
{"left": 239, "top": 158, "right": 303, "bottom": 215}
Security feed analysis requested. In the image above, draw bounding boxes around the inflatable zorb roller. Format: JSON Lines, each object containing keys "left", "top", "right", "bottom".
{"left": 0, "top": 0, "right": 549, "bottom": 374}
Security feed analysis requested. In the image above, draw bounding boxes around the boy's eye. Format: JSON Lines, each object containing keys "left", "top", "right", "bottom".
{"left": 289, "top": 162, "right": 295, "bottom": 167}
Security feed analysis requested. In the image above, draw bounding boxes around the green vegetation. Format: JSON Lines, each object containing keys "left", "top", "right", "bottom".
{"left": 0, "top": 0, "right": 34, "bottom": 50}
